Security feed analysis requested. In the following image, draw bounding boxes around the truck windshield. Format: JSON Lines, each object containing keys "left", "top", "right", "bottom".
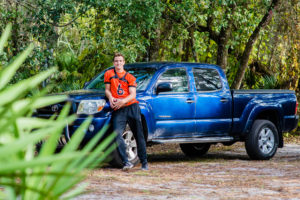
{"left": 85, "top": 67, "right": 157, "bottom": 91}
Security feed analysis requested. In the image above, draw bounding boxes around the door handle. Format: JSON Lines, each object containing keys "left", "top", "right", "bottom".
{"left": 220, "top": 98, "right": 228, "bottom": 103}
{"left": 186, "top": 99, "right": 195, "bottom": 103}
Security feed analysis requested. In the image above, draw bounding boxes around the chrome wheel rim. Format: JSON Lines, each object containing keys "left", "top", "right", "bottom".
{"left": 123, "top": 130, "right": 137, "bottom": 161}
{"left": 258, "top": 127, "right": 275, "bottom": 154}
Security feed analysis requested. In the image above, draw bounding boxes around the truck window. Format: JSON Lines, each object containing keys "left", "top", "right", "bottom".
{"left": 157, "top": 68, "right": 189, "bottom": 93}
{"left": 193, "top": 68, "right": 222, "bottom": 91}
{"left": 86, "top": 67, "right": 156, "bottom": 91}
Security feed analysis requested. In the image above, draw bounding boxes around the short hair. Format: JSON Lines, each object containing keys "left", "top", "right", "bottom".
{"left": 113, "top": 53, "right": 125, "bottom": 61}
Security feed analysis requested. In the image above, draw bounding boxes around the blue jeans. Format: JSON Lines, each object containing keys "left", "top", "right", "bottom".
{"left": 112, "top": 103, "right": 147, "bottom": 165}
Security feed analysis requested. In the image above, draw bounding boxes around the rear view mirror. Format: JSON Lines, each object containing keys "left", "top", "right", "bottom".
{"left": 156, "top": 82, "right": 172, "bottom": 94}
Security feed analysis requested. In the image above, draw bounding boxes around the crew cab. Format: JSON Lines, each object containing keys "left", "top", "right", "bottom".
{"left": 36, "top": 62, "right": 299, "bottom": 166}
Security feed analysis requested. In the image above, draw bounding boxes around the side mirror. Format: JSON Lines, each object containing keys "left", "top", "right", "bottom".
{"left": 84, "top": 81, "right": 90, "bottom": 88}
{"left": 156, "top": 82, "right": 172, "bottom": 94}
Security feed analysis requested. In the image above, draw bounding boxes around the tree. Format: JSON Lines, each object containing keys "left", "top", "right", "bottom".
{"left": 0, "top": 0, "right": 96, "bottom": 83}
{"left": 231, "top": 0, "right": 280, "bottom": 89}
{"left": 136, "top": 0, "right": 279, "bottom": 71}
{"left": 1, "top": 0, "right": 297, "bottom": 92}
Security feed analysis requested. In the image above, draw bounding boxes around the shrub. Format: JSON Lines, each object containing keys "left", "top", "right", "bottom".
{"left": 0, "top": 24, "right": 115, "bottom": 200}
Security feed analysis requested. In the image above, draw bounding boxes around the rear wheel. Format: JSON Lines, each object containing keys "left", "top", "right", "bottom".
{"left": 245, "top": 120, "right": 278, "bottom": 160}
{"left": 180, "top": 143, "right": 211, "bottom": 157}
{"left": 109, "top": 125, "right": 139, "bottom": 167}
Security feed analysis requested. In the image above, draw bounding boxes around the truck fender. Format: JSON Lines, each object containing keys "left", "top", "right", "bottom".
{"left": 138, "top": 101, "right": 155, "bottom": 141}
{"left": 243, "top": 104, "right": 284, "bottom": 147}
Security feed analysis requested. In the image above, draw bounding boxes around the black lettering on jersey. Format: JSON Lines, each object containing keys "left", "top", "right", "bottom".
{"left": 117, "top": 83, "right": 124, "bottom": 95}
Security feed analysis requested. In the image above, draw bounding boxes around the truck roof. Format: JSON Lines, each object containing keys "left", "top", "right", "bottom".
{"left": 124, "top": 62, "right": 220, "bottom": 70}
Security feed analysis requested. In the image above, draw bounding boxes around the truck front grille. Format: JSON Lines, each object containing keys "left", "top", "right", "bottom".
{"left": 35, "top": 101, "right": 76, "bottom": 116}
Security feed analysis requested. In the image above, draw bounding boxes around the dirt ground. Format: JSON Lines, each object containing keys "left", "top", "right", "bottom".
{"left": 77, "top": 136, "right": 300, "bottom": 200}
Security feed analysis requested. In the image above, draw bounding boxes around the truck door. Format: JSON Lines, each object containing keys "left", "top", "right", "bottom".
{"left": 151, "top": 67, "right": 196, "bottom": 138}
{"left": 192, "top": 67, "right": 232, "bottom": 136}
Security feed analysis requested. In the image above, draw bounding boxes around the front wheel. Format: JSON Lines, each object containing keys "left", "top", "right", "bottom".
{"left": 180, "top": 143, "right": 211, "bottom": 157}
{"left": 245, "top": 120, "right": 279, "bottom": 160}
{"left": 109, "top": 125, "right": 139, "bottom": 167}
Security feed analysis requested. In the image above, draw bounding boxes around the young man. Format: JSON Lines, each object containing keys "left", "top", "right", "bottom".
{"left": 104, "top": 53, "right": 148, "bottom": 170}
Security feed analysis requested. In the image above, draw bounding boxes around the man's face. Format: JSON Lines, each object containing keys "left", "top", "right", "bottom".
{"left": 113, "top": 56, "right": 125, "bottom": 71}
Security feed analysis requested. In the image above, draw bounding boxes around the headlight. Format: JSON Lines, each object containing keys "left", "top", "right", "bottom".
{"left": 77, "top": 100, "right": 106, "bottom": 115}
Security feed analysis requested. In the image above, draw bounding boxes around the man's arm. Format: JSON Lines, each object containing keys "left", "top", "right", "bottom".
{"left": 105, "top": 84, "right": 116, "bottom": 109}
{"left": 113, "top": 87, "right": 136, "bottom": 110}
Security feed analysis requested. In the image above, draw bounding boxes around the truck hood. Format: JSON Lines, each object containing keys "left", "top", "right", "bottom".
{"left": 52, "top": 89, "right": 144, "bottom": 102}
{"left": 59, "top": 89, "right": 106, "bottom": 101}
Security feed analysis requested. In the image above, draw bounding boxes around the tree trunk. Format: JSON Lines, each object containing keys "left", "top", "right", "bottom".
{"left": 205, "top": 39, "right": 211, "bottom": 63}
{"left": 231, "top": 0, "right": 280, "bottom": 89}
{"left": 196, "top": 3, "right": 235, "bottom": 69}
{"left": 148, "top": 28, "right": 161, "bottom": 61}
{"left": 216, "top": 23, "right": 232, "bottom": 70}
{"left": 188, "top": 26, "right": 198, "bottom": 62}
{"left": 181, "top": 39, "right": 190, "bottom": 61}
{"left": 267, "top": 30, "right": 279, "bottom": 69}
{"left": 12, "top": 2, "right": 19, "bottom": 56}
{"left": 216, "top": 4, "right": 235, "bottom": 70}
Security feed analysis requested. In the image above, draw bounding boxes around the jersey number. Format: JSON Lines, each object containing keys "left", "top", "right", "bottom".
{"left": 117, "top": 84, "right": 124, "bottom": 95}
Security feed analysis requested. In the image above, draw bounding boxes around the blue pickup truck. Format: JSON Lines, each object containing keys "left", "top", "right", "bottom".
{"left": 37, "top": 62, "right": 299, "bottom": 166}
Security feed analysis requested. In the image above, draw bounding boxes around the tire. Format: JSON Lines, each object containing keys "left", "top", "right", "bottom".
{"left": 109, "top": 125, "right": 139, "bottom": 167}
{"left": 245, "top": 120, "right": 279, "bottom": 160}
{"left": 36, "top": 135, "right": 67, "bottom": 153}
{"left": 180, "top": 143, "right": 211, "bottom": 157}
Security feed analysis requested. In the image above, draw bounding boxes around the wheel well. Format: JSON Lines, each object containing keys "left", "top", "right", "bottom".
{"left": 255, "top": 110, "right": 279, "bottom": 128}
{"left": 255, "top": 110, "right": 283, "bottom": 147}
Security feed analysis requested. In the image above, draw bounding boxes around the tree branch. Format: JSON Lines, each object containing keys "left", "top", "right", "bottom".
{"left": 196, "top": 22, "right": 219, "bottom": 43}
{"left": 165, "top": 4, "right": 185, "bottom": 24}
{"left": 195, "top": 1, "right": 219, "bottom": 43}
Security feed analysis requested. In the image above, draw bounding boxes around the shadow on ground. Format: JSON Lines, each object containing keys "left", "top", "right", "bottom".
{"left": 147, "top": 152, "right": 249, "bottom": 163}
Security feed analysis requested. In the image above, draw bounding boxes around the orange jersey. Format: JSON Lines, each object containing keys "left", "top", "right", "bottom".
{"left": 104, "top": 68, "right": 138, "bottom": 106}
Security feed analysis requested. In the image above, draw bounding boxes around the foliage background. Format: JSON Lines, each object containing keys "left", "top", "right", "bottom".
{"left": 0, "top": 0, "right": 299, "bottom": 113}
{"left": 0, "top": 0, "right": 298, "bottom": 92}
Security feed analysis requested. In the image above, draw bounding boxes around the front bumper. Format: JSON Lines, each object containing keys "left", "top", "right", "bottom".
{"left": 66, "top": 116, "right": 112, "bottom": 143}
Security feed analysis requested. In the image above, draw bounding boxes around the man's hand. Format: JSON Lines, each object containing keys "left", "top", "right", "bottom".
{"left": 109, "top": 97, "right": 117, "bottom": 109}
{"left": 106, "top": 84, "right": 119, "bottom": 109}
{"left": 113, "top": 99, "right": 126, "bottom": 110}
{"left": 105, "top": 82, "right": 136, "bottom": 110}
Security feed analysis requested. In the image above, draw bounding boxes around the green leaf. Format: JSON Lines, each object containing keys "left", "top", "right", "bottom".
{"left": 16, "top": 117, "right": 54, "bottom": 131}
{"left": 0, "top": 24, "right": 11, "bottom": 54}
{"left": 12, "top": 95, "right": 67, "bottom": 113}
{"left": 39, "top": 113, "right": 76, "bottom": 157}
{"left": 62, "top": 182, "right": 89, "bottom": 200}
{"left": 48, "top": 127, "right": 115, "bottom": 196}
{"left": 0, "top": 44, "right": 34, "bottom": 90}
{"left": 37, "top": 118, "right": 93, "bottom": 196}
{"left": 0, "top": 24, "right": 113, "bottom": 199}
{"left": 0, "top": 115, "right": 75, "bottom": 159}
{"left": 0, "top": 181, "right": 49, "bottom": 199}
{"left": 0, "top": 68, "right": 56, "bottom": 107}
{"left": 0, "top": 152, "right": 85, "bottom": 173}
{"left": 79, "top": 132, "right": 116, "bottom": 168}
{"left": 0, "top": 130, "right": 51, "bottom": 159}
{"left": 79, "top": 123, "right": 110, "bottom": 154}
{"left": 60, "top": 117, "right": 92, "bottom": 153}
